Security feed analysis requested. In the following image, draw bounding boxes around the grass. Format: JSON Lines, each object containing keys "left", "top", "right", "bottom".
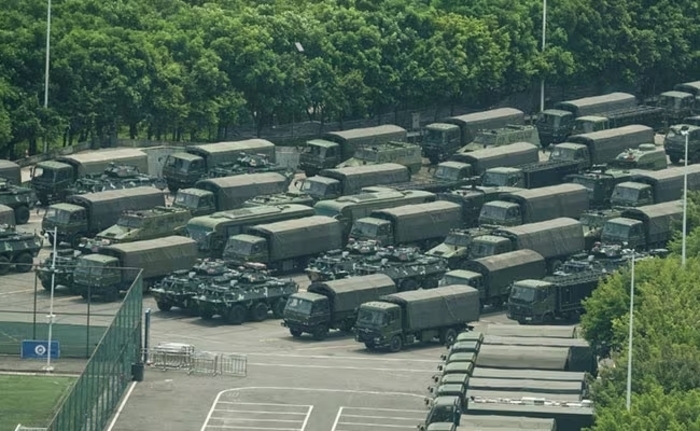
{"left": 0, "top": 374, "right": 76, "bottom": 430}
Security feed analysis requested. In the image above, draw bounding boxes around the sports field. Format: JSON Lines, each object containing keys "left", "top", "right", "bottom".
{"left": 0, "top": 374, "right": 75, "bottom": 430}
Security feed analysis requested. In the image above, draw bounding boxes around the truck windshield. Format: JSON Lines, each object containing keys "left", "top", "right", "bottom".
{"left": 610, "top": 186, "right": 639, "bottom": 205}
{"left": 284, "top": 297, "right": 313, "bottom": 315}
{"left": 571, "top": 176, "right": 596, "bottom": 193}
{"left": 549, "top": 146, "right": 576, "bottom": 161}
{"left": 164, "top": 156, "right": 190, "bottom": 171}
{"left": 479, "top": 205, "right": 507, "bottom": 223}
{"left": 44, "top": 208, "right": 71, "bottom": 224}
{"left": 224, "top": 238, "right": 254, "bottom": 256}
{"left": 356, "top": 308, "right": 387, "bottom": 326}
{"left": 299, "top": 179, "right": 327, "bottom": 197}
{"left": 602, "top": 222, "right": 630, "bottom": 240}
{"left": 658, "top": 95, "right": 681, "bottom": 110}
{"left": 350, "top": 222, "right": 378, "bottom": 238}
{"left": 444, "top": 234, "right": 471, "bottom": 247}
{"left": 470, "top": 241, "right": 494, "bottom": 259}
{"left": 572, "top": 121, "right": 599, "bottom": 135}
{"left": 313, "top": 206, "right": 340, "bottom": 219}
{"left": 75, "top": 258, "right": 103, "bottom": 276}
{"left": 580, "top": 213, "right": 605, "bottom": 228}
{"left": 301, "top": 145, "right": 322, "bottom": 155}
{"left": 481, "top": 171, "right": 509, "bottom": 187}
{"left": 434, "top": 165, "right": 459, "bottom": 181}
{"left": 510, "top": 284, "right": 537, "bottom": 303}
{"left": 174, "top": 193, "right": 199, "bottom": 209}
{"left": 424, "top": 129, "right": 445, "bottom": 144}
{"left": 33, "top": 166, "right": 54, "bottom": 180}
{"left": 439, "top": 275, "right": 470, "bottom": 287}
{"left": 537, "top": 113, "right": 559, "bottom": 127}
{"left": 186, "top": 225, "right": 212, "bottom": 249}
{"left": 116, "top": 215, "right": 143, "bottom": 228}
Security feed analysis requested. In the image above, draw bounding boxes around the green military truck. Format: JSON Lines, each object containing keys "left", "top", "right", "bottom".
{"left": 422, "top": 108, "right": 525, "bottom": 164}
{"left": 349, "top": 201, "right": 463, "bottom": 249}
{"left": 299, "top": 125, "right": 407, "bottom": 177}
{"left": 0, "top": 205, "right": 14, "bottom": 225}
{"left": 438, "top": 186, "right": 524, "bottom": 230}
{"left": 41, "top": 187, "right": 165, "bottom": 246}
{"left": 354, "top": 285, "right": 480, "bottom": 352}
{"left": 601, "top": 200, "right": 682, "bottom": 249}
{"left": 224, "top": 215, "right": 344, "bottom": 273}
{"left": 459, "top": 124, "right": 540, "bottom": 152}
{"left": 536, "top": 92, "right": 637, "bottom": 146}
{"left": 336, "top": 141, "right": 422, "bottom": 174}
{"left": 162, "top": 139, "right": 276, "bottom": 192}
{"left": 173, "top": 172, "right": 292, "bottom": 217}
{"left": 282, "top": 273, "right": 396, "bottom": 340}
{"left": 479, "top": 183, "right": 589, "bottom": 227}
{"left": 664, "top": 124, "right": 700, "bottom": 165}
{"left": 77, "top": 206, "right": 191, "bottom": 253}
{"left": 0, "top": 159, "right": 21, "bottom": 185}
{"left": 439, "top": 249, "right": 547, "bottom": 309}
{"left": 610, "top": 165, "right": 700, "bottom": 208}
{"left": 72, "top": 236, "right": 198, "bottom": 301}
{"left": 30, "top": 148, "right": 149, "bottom": 205}
{"left": 451, "top": 142, "right": 540, "bottom": 173}
{"left": 302, "top": 163, "right": 411, "bottom": 201}
{"left": 185, "top": 204, "right": 315, "bottom": 257}
{"left": 572, "top": 105, "right": 664, "bottom": 135}
{"left": 657, "top": 82, "right": 700, "bottom": 125}
{"left": 464, "top": 401, "right": 593, "bottom": 431}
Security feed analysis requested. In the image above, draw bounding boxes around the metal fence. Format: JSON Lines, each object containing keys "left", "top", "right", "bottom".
{"left": 14, "top": 426, "right": 48, "bottom": 431}
{"left": 146, "top": 343, "right": 247, "bottom": 377}
{"left": 46, "top": 272, "right": 143, "bottom": 431}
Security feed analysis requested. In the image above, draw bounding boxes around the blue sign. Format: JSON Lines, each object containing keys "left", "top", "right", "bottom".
{"left": 21, "top": 340, "right": 60, "bottom": 360}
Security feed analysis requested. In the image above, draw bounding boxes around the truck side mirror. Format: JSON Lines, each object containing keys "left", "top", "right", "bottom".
{"left": 440, "top": 354, "right": 447, "bottom": 360}
{"left": 437, "top": 364, "right": 444, "bottom": 371}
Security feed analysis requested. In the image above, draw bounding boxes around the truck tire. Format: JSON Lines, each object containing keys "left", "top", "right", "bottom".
{"left": 104, "top": 287, "right": 119, "bottom": 302}
{"left": 364, "top": 342, "right": 376, "bottom": 350}
{"left": 399, "top": 279, "right": 419, "bottom": 292}
{"left": 225, "top": 305, "right": 247, "bottom": 325}
{"left": 289, "top": 328, "right": 303, "bottom": 338}
{"left": 14, "top": 206, "right": 30, "bottom": 225}
{"left": 312, "top": 325, "right": 328, "bottom": 341}
{"left": 272, "top": 298, "right": 287, "bottom": 318}
{"left": 389, "top": 335, "right": 403, "bottom": 352}
{"left": 338, "top": 320, "right": 354, "bottom": 333}
{"left": 156, "top": 301, "right": 172, "bottom": 312}
{"left": 441, "top": 328, "right": 458, "bottom": 347}
{"left": 429, "top": 155, "right": 441, "bottom": 165}
{"left": 200, "top": 308, "right": 214, "bottom": 320}
{"left": 0, "top": 256, "right": 9, "bottom": 275}
{"left": 251, "top": 302, "right": 269, "bottom": 322}
{"left": 14, "top": 253, "right": 34, "bottom": 273}
{"left": 669, "top": 155, "right": 680, "bottom": 165}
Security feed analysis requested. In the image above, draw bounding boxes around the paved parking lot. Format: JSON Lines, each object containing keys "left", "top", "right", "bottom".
{"left": 332, "top": 407, "right": 426, "bottom": 431}
{"left": 203, "top": 401, "right": 313, "bottom": 431}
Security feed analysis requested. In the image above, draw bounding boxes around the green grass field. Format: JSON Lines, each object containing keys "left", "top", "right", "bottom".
{"left": 0, "top": 374, "right": 75, "bottom": 430}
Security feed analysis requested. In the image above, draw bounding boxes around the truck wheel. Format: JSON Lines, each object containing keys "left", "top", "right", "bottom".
{"left": 156, "top": 301, "right": 172, "bottom": 312}
{"left": 312, "top": 325, "right": 328, "bottom": 341}
{"left": 389, "top": 335, "right": 403, "bottom": 352}
{"left": 339, "top": 321, "right": 354, "bottom": 333}
{"left": 542, "top": 313, "right": 554, "bottom": 323}
{"left": 224, "top": 305, "right": 247, "bottom": 325}
{"left": 364, "top": 342, "right": 376, "bottom": 351}
{"left": 669, "top": 155, "right": 680, "bottom": 165}
{"left": 251, "top": 302, "right": 269, "bottom": 322}
{"left": 399, "top": 279, "right": 419, "bottom": 292}
{"left": 290, "top": 328, "right": 303, "bottom": 338}
{"left": 0, "top": 256, "right": 11, "bottom": 275}
{"left": 429, "top": 156, "right": 441, "bottom": 165}
{"left": 272, "top": 298, "right": 287, "bottom": 318}
{"left": 41, "top": 277, "right": 53, "bottom": 291}
{"left": 14, "top": 206, "right": 30, "bottom": 225}
{"left": 200, "top": 308, "right": 214, "bottom": 320}
{"left": 13, "top": 253, "right": 34, "bottom": 273}
{"left": 104, "top": 287, "right": 119, "bottom": 302}
{"left": 441, "top": 328, "right": 458, "bottom": 347}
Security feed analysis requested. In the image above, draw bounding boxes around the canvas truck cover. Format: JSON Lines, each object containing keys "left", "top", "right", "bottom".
{"left": 471, "top": 367, "right": 587, "bottom": 383}
{"left": 57, "top": 148, "right": 149, "bottom": 176}
{"left": 479, "top": 324, "right": 578, "bottom": 338}
{"left": 0, "top": 204, "right": 15, "bottom": 226}
{"left": 379, "top": 284, "right": 479, "bottom": 331}
{"left": 459, "top": 415, "right": 557, "bottom": 431}
{"left": 455, "top": 142, "right": 539, "bottom": 174}
{"left": 307, "top": 274, "right": 396, "bottom": 313}
{"left": 66, "top": 187, "right": 165, "bottom": 233}
{"left": 465, "top": 389, "right": 582, "bottom": 405}
{"left": 319, "top": 163, "right": 410, "bottom": 194}
{"left": 554, "top": 92, "right": 637, "bottom": 117}
{"left": 462, "top": 250, "right": 546, "bottom": 294}
{"left": 498, "top": 184, "right": 589, "bottom": 224}
{"left": 446, "top": 108, "right": 525, "bottom": 143}
{"left": 465, "top": 399, "right": 594, "bottom": 425}
{"left": 186, "top": 139, "right": 276, "bottom": 165}
{"left": 247, "top": 215, "right": 343, "bottom": 261}
{"left": 0, "top": 160, "right": 21, "bottom": 185}
{"left": 567, "top": 125, "right": 654, "bottom": 165}
{"left": 494, "top": 218, "right": 584, "bottom": 260}
{"left": 630, "top": 165, "right": 700, "bottom": 203}
{"left": 324, "top": 125, "right": 407, "bottom": 145}
{"left": 195, "top": 172, "right": 290, "bottom": 210}
{"left": 475, "top": 345, "right": 573, "bottom": 371}
{"left": 483, "top": 336, "right": 593, "bottom": 374}
{"left": 620, "top": 200, "right": 682, "bottom": 244}
{"left": 102, "top": 236, "right": 197, "bottom": 282}
{"left": 369, "top": 201, "right": 462, "bottom": 243}
{"left": 467, "top": 377, "right": 583, "bottom": 395}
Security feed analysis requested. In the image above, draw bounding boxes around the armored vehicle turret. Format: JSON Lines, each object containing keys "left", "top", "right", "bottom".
{"left": 0, "top": 226, "right": 43, "bottom": 275}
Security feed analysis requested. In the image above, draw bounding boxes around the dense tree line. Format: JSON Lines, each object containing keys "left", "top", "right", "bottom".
{"left": 1, "top": 0, "right": 699, "bottom": 157}
{"left": 581, "top": 192, "right": 700, "bottom": 430}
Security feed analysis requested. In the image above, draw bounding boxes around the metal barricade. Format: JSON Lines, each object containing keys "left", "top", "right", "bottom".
{"left": 149, "top": 343, "right": 195, "bottom": 370}
{"left": 218, "top": 353, "right": 248, "bottom": 377}
{"left": 188, "top": 351, "right": 219, "bottom": 376}
{"left": 15, "top": 426, "right": 48, "bottom": 431}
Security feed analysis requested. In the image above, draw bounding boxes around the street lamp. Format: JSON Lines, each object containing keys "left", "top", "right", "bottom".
{"left": 681, "top": 125, "right": 689, "bottom": 267}
{"left": 540, "top": 0, "right": 547, "bottom": 112}
{"left": 625, "top": 245, "right": 635, "bottom": 411}
{"left": 43, "top": 0, "right": 52, "bottom": 154}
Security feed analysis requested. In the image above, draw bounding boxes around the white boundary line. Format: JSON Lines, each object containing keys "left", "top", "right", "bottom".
{"left": 105, "top": 381, "right": 137, "bottom": 431}
{"left": 330, "top": 407, "right": 344, "bottom": 431}
{"left": 301, "top": 405, "right": 313, "bottom": 431}
{"left": 248, "top": 362, "right": 433, "bottom": 373}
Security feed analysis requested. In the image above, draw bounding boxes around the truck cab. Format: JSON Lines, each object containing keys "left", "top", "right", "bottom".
{"left": 433, "top": 162, "right": 474, "bottom": 182}
{"left": 658, "top": 91, "right": 696, "bottom": 125}
{"left": 579, "top": 210, "right": 622, "bottom": 248}
{"left": 570, "top": 171, "right": 633, "bottom": 209}
{"left": 468, "top": 235, "right": 511, "bottom": 259}
{"left": 282, "top": 292, "right": 330, "bottom": 337}
{"left": 419, "top": 396, "right": 462, "bottom": 430}
{"left": 549, "top": 142, "right": 591, "bottom": 169}
{"left": 30, "top": 161, "right": 76, "bottom": 204}
{"left": 507, "top": 279, "right": 555, "bottom": 323}
{"left": 426, "top": 232, "right": 474, "bottom": 267}
{"left": 439, "top": 269, "right": 482, "bottom": 293}
{"left": 481, "top": 167, "right": 523, "bottom": 187}
{"left": 601, "top": 217, "right": 645, "bottom": 249}
{"left": 223, "top": 234, "right": 268, "bottom": 264}
{"left": 664, "top": 124, "right": 700, "bottom": 164}
{"left": 536, "top": 109, "right": 574, "bottom": 146}
{"left": 299, "top": 139, "right": 341, "bottom": 176}
{"left": 73, "top": 253, "right": 122, "bottom": 300}
{"left": 478, "top": 201, "right": 521, "bottom": 226}
{"left": 41, "top": 203, "right": 88, "bottom": 245}
{"left": 422, "top": 123, "right": 462, "bottom": 163}
{"left": 349, "top": 217, "right": 392, "bottom": 245}
{"left": 354, "top": 301, "right": 401, "bottom": 348}
{"left": 173, "top": 188, "right": 215, "bottom": 216}
{"left": 610, "top": 182, "right": 653, "bottom": 208}
{"left": 573, "top": 115, "right": 609, "bottom": 134}
{"left": 162, "top": 152, "right": 206, "bottom": 192}
{"left": 298, "top": 176, "right": 341, "bottom": 200}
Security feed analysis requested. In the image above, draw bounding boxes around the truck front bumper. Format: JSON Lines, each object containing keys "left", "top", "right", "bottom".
{"left": 354, "top": 329, "right": 387, "bottom": 346}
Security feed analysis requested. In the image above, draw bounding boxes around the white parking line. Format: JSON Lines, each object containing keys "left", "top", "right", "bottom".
{"left": 331, "top": 407, "right": 425, "bottom": 431}
{"left": 202, "top": 401, "right": 313, "bottom": 431}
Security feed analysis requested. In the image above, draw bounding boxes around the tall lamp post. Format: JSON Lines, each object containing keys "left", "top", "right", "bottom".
{"left": 625, "top": 246, "right": 635, "bottom": 411}
{"left": 43, "top": 0, "right": 53, "bottom": 154}
{"left": 540, "top": 0, "right": 547, "bottom": 112}
{"left": 681, "top": 125, "right": 690, "bottom": 267}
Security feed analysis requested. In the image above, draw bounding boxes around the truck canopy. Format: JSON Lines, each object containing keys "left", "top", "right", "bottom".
{"left": 187, "top": 204, "right": 315, "bottom": 235}
{"left": 324, "top": 125, "right": 407, "bottom": 145}
{"left": 471, "top": 367, "right": 587, "bottom": 383}
{"left": 479, "top": 324, "right": 577, "bottom": 338}
{"left": 498, "top": 184, "right": 589, "bottom": 224}
{"left": 66, "top": 187, "right": 165, "bottom": 232}
{"left": 465, "top": 389, "right": 583, "bottom": 404}
{"left": 466, "top": 377, "right": 584, "bottom": 395}
{"left": 102, "top": 236, "right": 198, "bottom": 281}
{"left": 379, "top": 284, "right": 479, "bottom": 331}
{"left": 482, "top": 336, "right": 593, "bottom": 374}
{"left": 369, "top": 201, "right": 463, "bottom": 243}
{"left": 247, "top": 215, "right": 343, "bottom": 261}
{"left": 465, "top": 400, "right": 594, "bottom": 430}
{"left": 494, "top": 218, "right": 585, "bottom": 260}
{"left": 57, "top": 149, "right": 149, "bottom": 176}
{"left": 0, "top": 160, "right": 21, "bottom": 185}
{"left": 453, "top": 142, "right": 539, "bottom": 174}
{"left": 475, "top": 345, "right": 573, "bottom": 371}
{"left": 554, "top": 92, "right": 637, "bottom": 117}
{"left": 674, "top": 81, "right": 700, "bottom": 97}
{"left": 462, "top": 249, "right": 546, "bottom": 292}
{"left": 195, "top": 172, "right": 290, "bottom": 210}
{"left": 185, "top": 139, "right": 276, "bottom": 165}
{"left": 307, "top": 274, "right": 396, "bottom": 313}
{"left": 458, "top": 415, "right": 557, "bottom": 431}
{"left": 566, "top": 125, "right": 654, "bottom": 165}
{"left": 0, "top": 204, "right": 14, "bottom": 225}
{"left": 319, "top": 163, "right": 410, "bottom": 194}
{"left": 620, "top": 200, "right": 682, "bottom": 243}
{"left": 629, "top": 165, "right": 700, "bottom": 203}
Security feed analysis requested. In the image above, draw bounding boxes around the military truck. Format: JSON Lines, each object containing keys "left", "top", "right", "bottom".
{"left": 0, "top": 226, "right": 43, "bottom": 275}
{"left": 388, "top": 161, "right": 479, "bottom": 194}
{"left": 0, "top": 205, "right": 14, "bottom": 226}
{"left": 572, "top": 105, "right": 664, "bottom": 135}
{"left": 422, "top": 108, "right": 525, "bottom": 164}
{"left": 282, "top": 274, "right": 396, "bottom": 339}
{"left": 658, "top": 90, "right": 697, "bottom": 125}
{"left": 173, "top": 172, "right": 292, "bottom": 217}
{"left": 439, "top": 250, "right": 547, "bottom": 309}
{"left": 224, "top": 216, "right": 344, "bottom": 273}
{"left": 193, "top": 266, "right": 298, "bottom": 324}
{"left": 349, "top": 201, "right": 463, "bottom": 249}
{"left": 459, "top": 124, "right": 540, "bottom": 153}
{"left": 36, "top": 248, "right": 81, "bottom": 291}
{"left": 450, "top": 142, "right": 540, "bottom": 173}
{"left": 479, "top": 184, "right": 589, "bottom": 227}
{"left": 307, "top": 164, "right": 411, "bottom": 200}
{"left": 423, "top": 416, "right": 556, "bottom": 431}
{"left": 664, "top": 124, "right": 700, "bottom": 165}
{"left": 464, "top": 399, "right": 594, "bottom": 431}
{"left": 185, "top": 204, "right": 315, "bottom": 257}
{"left": 30, "top": 148, "right": 149, "bottom": 205}
{"left": 579, "top": 209, "right": 623, "bottom": 248}
{"left": 72, "top": 236, "right": 198, "bottom": 301}
{"left": 480, "top": 336, "right": 593, "bottom": 374}
{"left": 162, "top": 139, "right": 276, "bottom": 192}
{"left": 0, "top": 179, "right": 38, "bottom": 225}
{"left": 471, "top": 218, "right": 586, "bottom": 272}
{"left": 354, "top": 285, "right": 480, "bottom": 351}
{"left": 536, "top": 92, "right": 637, "bottom": 146}
{"left": 480, "top": 162, "right": 580, "bottom": 190}
{"left": 335, "top": 141, "right": 422, "bottom": 174}
{"left": 299, "top": 125, "right": 407, "bottom": 177}
{"left": 439, "top": 186, "right": 524, "bottom": 229}
{"left": 41, "top": 187, "right": 165, "bottom": 246}
{"left": 203, "top": 153, "right": 290, "bottom": 179}
{"left": 508, "top": 270, "right": 603, "bottom": 324}
{"left": 609, "top": 165, "right": 700, "bottom": 208}
{"left": 66, "top": 163, "right": 167, "bottom": 195}
{"left": 76, "top": 206, "right": 191, "bottom": 253}
{"left": 0, "top": 159, "right": 21, "bottom": 185}
{"left": 601, "top": 200, "right": 682, "bottom": 249}
{"left": 152, "top": 259, "right": 233, "bottom": 313}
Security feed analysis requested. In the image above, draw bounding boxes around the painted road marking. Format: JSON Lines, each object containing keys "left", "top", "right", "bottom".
{"left": 203, "top": 401, "right": 312, "bottom": 431}
{"left": 331, "top": 406, "right": 425, "bottom": 431}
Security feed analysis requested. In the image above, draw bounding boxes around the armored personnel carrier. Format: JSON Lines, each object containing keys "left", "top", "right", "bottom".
{"left": 204, "top": 153, "right": 292, "bottom": 179}
{"left": 193, "top": 263, "right": 298, "bottom": 324}
{"left": 243, "top": 191, "right": 315, "bottom": 208}
{"left": 0, "top": 180, "right": 38, "bottom": 225}
{"left": 152, "top": 259, "right": 231, "bottom": 314}
{"left": 66, "top": 163, "right": 167, "bottom": 195}
{"left": 305, "top": 241, "right": 384, "bottom": 282}
{"left": 36, "top": 248, "right": 82, "bottom": 291}
{"left": 0, "top": 226, "right": 43, "bottom": 275}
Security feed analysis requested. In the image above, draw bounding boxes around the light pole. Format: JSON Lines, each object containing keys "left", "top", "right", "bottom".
{"left": 625, "top": 246, "right": 635, "bottom": 411}
{"left": 540, "top": 0, "right": 547, "bottom": 112}
{"left": 43, "top": 0, "right": 53, "bottom": 154}
{"left": 681, "top": 125, "right": 689, "bottom": 267}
